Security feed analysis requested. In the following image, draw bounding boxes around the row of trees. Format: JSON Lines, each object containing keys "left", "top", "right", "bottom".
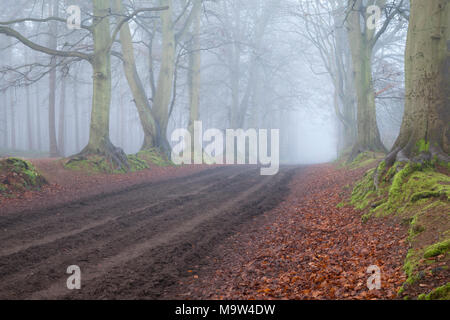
{"left": 2, "top": 0, "right": 309, "bottom": 164}
{"left": 296, "top": 0, "right": 448, "bottom": 163}
{"left": 0, "top": 0, "right": 448, "bottom": 167}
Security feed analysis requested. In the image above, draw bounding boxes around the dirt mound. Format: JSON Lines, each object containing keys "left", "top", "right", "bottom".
{"left": 0, "top": 158, "right": 47, "bottom": 196}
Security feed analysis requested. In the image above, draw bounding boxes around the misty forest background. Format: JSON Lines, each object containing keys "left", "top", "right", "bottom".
{"left": 0, "top": 0, "right": 410, "bottom": 165}
{"left": 0, "top": 0, "right": 448, "bottom": 168}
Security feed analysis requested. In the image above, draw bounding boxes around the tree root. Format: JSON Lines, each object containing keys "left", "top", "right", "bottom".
{"left": 377, "top": 143, "right": 449, "bottom": 189}
{"left": 77, "top": 140, "right": 130, "bottom": 172}
{"left": 430, "top": 145, "right": 450, "bottom": 163}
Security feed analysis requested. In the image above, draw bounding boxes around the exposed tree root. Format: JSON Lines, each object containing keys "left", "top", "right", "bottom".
{"left": 76, "top": 140, "right": 130, "bottom": 172}
{"left": 156, "top": 136, "right": 172, "bottom": 160}
{"left": 376, "top": 142, "right": 449, "bottom": 189}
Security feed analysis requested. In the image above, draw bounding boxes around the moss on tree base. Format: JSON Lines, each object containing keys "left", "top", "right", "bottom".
{"left": 64, "top": 148, "right": 173, "bottom": 174}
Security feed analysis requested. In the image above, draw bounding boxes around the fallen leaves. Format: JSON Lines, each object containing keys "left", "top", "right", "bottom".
{"left": 184, "top": 164, "right": 409, "bottom": 300}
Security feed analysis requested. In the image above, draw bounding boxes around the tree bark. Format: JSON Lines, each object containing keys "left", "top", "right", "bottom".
{"left": 80, "top": 0, "right": 129, "bottom": 169}
{"left": 26, "top": 82, "right": 33, "bottom": 150}
{"left": 47, "top": 0, "right": 59, "bottom": 156}
{"left": 187, "top": 0, "right": 202, "bottom": 137}
{"left": 73, "top": 74, "right": 80, "bottom": 152}
{"left": 35, "top": 81, "right": 42, "bottom": 151}
{"left": 347, "top": 0, "right": 386, "bottom": 157}
{"left": 152, "top": 0, "right": 175, "bottom": 154}
{"left": 1, "top": 88, "right": 6, "bottom": 148}
{"left": 387, "top": 0, "right": 449, "bottom": 164}
{"left": 113, "top": 0, "right": 158, "bottom": 151}
{"left": 58, "top": 73, "right": 66, "bottom": 156}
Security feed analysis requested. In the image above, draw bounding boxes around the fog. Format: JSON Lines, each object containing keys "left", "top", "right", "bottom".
{"left": 0, "top": 0, "right": 408, "bottom": 165}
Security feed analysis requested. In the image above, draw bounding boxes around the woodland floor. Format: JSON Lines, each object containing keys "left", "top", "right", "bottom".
{"left": 180, "top": 164, "right": 409, "bottom": 300}
{"left": 0, "top": 158, "right": 215, "bottom": 215}
{"left": 0, "top": 162, "right": 412, "bottom": 299}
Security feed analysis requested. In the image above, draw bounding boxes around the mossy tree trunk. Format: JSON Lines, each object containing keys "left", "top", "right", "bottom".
{"left": 80, "top": 0, "right": 129, "bottom": 169}
{"left": 347, "top": 0, "right": 387, "bottom": 158}
{"left": 387, "top": 0, "right": 449, "bottom": 165}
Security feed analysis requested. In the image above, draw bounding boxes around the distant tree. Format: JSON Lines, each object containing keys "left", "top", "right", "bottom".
{"left": 0, "top": 0, "right": 167, "bottom": 167}
{"left": 346, "top": 0, "right": 407, "bottom": 158}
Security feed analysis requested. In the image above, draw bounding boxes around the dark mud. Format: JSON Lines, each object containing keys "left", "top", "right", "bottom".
{"left": 0, "top": 166, "right": 297, "bottom": 299}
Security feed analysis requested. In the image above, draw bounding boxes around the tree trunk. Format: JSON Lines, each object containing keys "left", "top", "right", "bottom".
{"left": 334, "top": 8, "right": 357, "bottom": 153}
{"left": 48, "top": 0, "right": 59, "bottom": 156}
{"left": 387, "top": 0, "right": 449, "bottom": 164}
{"left": 152, "top": 0, "right": 175, "bottom": 154}
{"left": 9, "top": 93, "right": 15, "bottom": 151}
{"left": 347, "top": 0, "right": 386, "bottom": 157}
{"left": 58, "top": 74, "right": 66, "bottom": 156}
{"left": 1, "top": 88, "right": 6, "bottom": 149}
{"left": 7, "top": 37, "right": 16, "bottom": 151}
{"left": 26, "top": 83, "right": 33, "bottom": 150}
{"left": 35, "top": 81, "right": 42, "bottom": 151}
{"left": 73, "top": 74, "right": 80, "bottom": 152}
{"left": 187, "top": 0, "right": 202, "bottom": 138}
{"left": 113, "top": 0, "right": 158, "bottom": 151}
{"left": 81, "top": 0, "right": 129, "bottom": 169}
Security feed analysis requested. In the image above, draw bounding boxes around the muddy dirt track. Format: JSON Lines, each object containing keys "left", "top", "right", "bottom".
{"left": 0, "top": 166, "right": 297, "bottom": 299}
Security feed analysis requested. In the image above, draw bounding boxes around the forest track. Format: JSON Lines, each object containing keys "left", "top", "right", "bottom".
{"left": 0, "top": 165, "right": 297, "bottom": 299}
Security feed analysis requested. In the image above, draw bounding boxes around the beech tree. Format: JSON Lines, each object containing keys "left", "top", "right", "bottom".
{"left": 113, "top": 0, "right": 159, "bottom": 151}
{"left": 295, "top": 0, "right": 357, "bottom": 154}
{"left": 346, "top": 0, "right": 407, "bottom": 158}
{"left": 0, "top": 0, "right": 167, "bottom": 168}
{"left": 386, "top": 0, "right": 449, "bottom": 164}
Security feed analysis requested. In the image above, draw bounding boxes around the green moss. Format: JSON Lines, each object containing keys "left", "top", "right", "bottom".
{"left": 336, "top": 201, "right": 346, "bottom": 208}
{"left": 350, "top": 168, "right": 376, "bottom": 210}
{"left": 351, "top": 160, "right": 449, "bottom": 218}
{"left": 378, "top": 160, "right": 386, "bottom": 175}
{"left": 385, "top": 162, "right": 399, "bottom": 181}
{"left": 136, "top": 148, "right": 173, "bottom": 167}
{"left": 375, "top": 162, "right": 450, "bottom": 215}
{"left": 403, "top": 249, "right": 421, "bottom": 284}
{"left": 418, "top": 283, "right": 450, "bottom": 300}
{"left": 127, "top": 154, "right": 150, "bottom": 172}
{"left": 423, "top": 239, "right": 450, "bottom": 258}
{"left": 348, "top": 152, "right": 384, "bottom": 169}
{"left": 417, "top": 139, "right": 430, "bottom": 153}
{"left": 386, "top": 163, "right": 416, "bottom": 208}
{"left": 408, "top": 214, "right": 425, "bottom": 240}
{"left": 64, "top": 149, "right": 174, "bottom": 175}
{"left": 64, "top": 155, "right": 125, "bottom": 174}
{"left": 0, "top": 158, "right": 47, "bottom": 195}
{"left": 344, "top": 158, "right": 449, "bottom": 298}
{"left": 361, "top": 212, "right": 373, "bottom": 223}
